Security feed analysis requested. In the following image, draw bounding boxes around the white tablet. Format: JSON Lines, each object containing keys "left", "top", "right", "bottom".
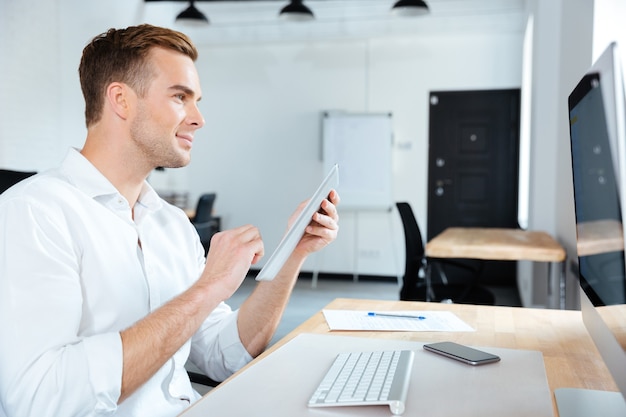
{"left": 255, "top": 164, "right": 339, "bottom": 281}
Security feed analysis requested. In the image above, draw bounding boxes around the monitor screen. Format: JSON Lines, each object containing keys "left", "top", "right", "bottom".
{"left": 568, "top": 42, "right": 626, "bottom": 407}
{"left": 570, "top": 71, "right": 626, "bottom": 305}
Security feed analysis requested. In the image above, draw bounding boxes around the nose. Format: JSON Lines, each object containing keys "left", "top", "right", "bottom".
{"left": 188, "top": 102, "right": 205, "bottom": 129}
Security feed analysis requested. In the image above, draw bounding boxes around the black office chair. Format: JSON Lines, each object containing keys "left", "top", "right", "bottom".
{"left": 191, "top": 193, "right": 216, "bottom": 224}
{"left": 187, "top": 371, "right": 220, "bottom": 389}
{"left": 395, "top": 202, "right": 495, "bottom": 305}
{"left": 191, "top": 193, "right": 220, "bottom": 255}
{"left": 0, "top": 169, "right": 36, "bottom": 194}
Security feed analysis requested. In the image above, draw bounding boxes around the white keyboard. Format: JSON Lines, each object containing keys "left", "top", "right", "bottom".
{"left": 307, "top": 350, "right": 415, "bottom": 415}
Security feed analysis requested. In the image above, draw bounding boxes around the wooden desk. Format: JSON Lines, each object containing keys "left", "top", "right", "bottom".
{"left": 576, "top": 219, "right": 624, "bottom": 257}
{"left": 425, "top": 227, "right": 567, "bottom": 309}
{"left": 184, "top": 208, "right": 195, "bottom": 219}
{"left": 184, "top": 298, "right": 618, "bottom": 417}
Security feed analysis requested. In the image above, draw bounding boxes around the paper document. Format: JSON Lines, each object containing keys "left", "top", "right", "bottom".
{"left": 322, "top": 310, "right": 475, "bottom": 332}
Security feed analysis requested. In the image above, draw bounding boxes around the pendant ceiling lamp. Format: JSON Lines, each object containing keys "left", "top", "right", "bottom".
{"left": 390, "top": 0, "right": 430, "bottom": 17}
{"left": 145, "top": 0, "right": 429, "bottom": 25}
{"left": 175, "top": 0, "right": 209, "bottom": 26}
{"left": 279, "top": 0, "right": 315, "bottom": 22}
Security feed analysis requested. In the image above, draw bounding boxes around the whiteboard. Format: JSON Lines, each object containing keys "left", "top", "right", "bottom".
{"left": 322, "top": 112, "right": 393, "bottom": 210}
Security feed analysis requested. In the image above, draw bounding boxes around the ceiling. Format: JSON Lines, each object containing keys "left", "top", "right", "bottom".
{"left": 141, "top": 0, "right": 528, "bottom": 45}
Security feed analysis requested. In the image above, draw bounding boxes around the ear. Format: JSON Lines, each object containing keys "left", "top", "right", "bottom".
{"left": 105, "top": 82, "right": 133, "bottom": 120}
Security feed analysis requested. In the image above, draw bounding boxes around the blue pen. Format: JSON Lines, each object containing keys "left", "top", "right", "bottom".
{"left": 367, "top": 312, "right": 426, "bottom": 320}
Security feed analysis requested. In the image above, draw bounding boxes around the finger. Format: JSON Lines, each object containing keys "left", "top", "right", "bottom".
{"left": 305, "top": 222, "right": 338, "bottom": 241}
{"left": 251, "top": 250, "right": 264, "bottom": 265}
{"left": 231, "top": 224, "right": 261, "bottom": 244}
{"left": 319, "top": 198, "right": 339, "bottom": 222}
{"left": 328, "top": 189, "right": 340, "bottom": 206}
{"left": 231, "top": 224, "right": 265, "bottom": 260}
{"left": 311, "top": 211, "right": 334, "bottom": 228}
{"left": 316, "top": 190, "right": 339, "bottom": 213}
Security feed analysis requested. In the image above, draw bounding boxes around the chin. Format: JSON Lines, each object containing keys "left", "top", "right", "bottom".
{"left": 157, "top": 158, "right": 189, "bottom": 169}
{"left": 163, "top": 151, "right": 191, "bottom": 169}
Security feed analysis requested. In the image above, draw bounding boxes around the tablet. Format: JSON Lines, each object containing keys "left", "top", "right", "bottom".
{"left": 255, "top": 164, "right": 339, "bottom": 281}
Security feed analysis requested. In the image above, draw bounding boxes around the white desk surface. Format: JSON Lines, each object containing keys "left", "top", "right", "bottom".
{"left": 180, "top": 333, "right": 553, "bottom": 417}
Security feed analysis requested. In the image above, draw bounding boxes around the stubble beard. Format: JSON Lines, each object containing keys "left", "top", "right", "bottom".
{"left": 130, "top": 107, "right": 191, "bottom": 170}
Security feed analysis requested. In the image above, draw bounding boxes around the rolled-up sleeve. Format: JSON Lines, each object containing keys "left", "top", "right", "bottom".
{"left": 188, "top": 306, "right": 253, "bottom": 382}
{"left": 83, "top": 333, "right": 124, "bottom": 413}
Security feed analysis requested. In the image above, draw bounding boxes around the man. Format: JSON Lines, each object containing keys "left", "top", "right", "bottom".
{"left": 0, "top": 24, "right": 339, "bottom": 417}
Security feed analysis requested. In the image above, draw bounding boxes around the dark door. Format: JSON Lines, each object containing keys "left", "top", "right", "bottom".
{"left": 427, "top": 89, "right": 521, "bottom": 285}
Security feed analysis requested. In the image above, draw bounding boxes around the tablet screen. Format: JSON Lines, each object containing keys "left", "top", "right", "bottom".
{"left": 255, "top": 164, "right": 339, "bottom": 281}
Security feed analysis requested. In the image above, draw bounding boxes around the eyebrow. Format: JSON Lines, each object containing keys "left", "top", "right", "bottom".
{"left": 169, "top": 84, "right": 202, "bottom": 101}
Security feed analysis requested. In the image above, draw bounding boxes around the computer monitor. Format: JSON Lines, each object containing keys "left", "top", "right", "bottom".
{"left": 564, "top": 42, "right": 626, "bottom": 416}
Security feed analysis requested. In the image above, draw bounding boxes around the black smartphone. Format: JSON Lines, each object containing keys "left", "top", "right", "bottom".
{"left": 423, "top": 341, "right": 501, "bottom": 366}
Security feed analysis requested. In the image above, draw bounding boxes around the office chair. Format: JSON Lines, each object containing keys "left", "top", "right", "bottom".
{"left": 395, "top": 202, "right": 494, "bottom": 305}
{"left": 0, "top": 169, "right": 36, "bottom": 194}
{"left": 191, "top": 193, "right": 220, "bottom": 255}
{"left": 187, "top": 371, "right": 220, "bottom": 389}
{"left": 191, "top": 193, "right": 216, "bottom": 224}
{"left": 185, "top": 359, "right": 221, "bottom": 391}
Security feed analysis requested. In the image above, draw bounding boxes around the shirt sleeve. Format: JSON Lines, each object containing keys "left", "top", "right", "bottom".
{"left": 185, "top": 212, "right": 253, "bottom": 383}
{"left": 0, "top": 198, "right": 123, "bottom": 416}
{"left": 188, "top": 305, "right": 253, "bottom": 382}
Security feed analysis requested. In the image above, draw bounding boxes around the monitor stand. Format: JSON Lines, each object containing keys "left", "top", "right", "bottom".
{"left": 555, "top": 388, "right": 626, "bottom": 417}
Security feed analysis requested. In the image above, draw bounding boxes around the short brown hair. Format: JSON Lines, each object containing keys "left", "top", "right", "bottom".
{"left": 79, "top": 24, "right": 198, "bottom": 127}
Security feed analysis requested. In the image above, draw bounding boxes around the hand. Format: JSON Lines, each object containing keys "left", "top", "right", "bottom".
{"left": 200, "top": 225, "right": 264, "bottom": 300}
{"left": 292, "top": 189, "right": 340, "bottom": 257}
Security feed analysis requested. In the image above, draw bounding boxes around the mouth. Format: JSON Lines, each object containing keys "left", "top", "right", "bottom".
{"left": 177, "top": 133, "right": 193, "bottom": 147}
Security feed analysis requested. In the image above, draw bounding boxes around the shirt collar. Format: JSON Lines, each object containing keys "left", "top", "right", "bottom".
{"left": 136, "top": 182, "right": 163, "bottom": 212}
{"left": 60, "top": 148, "right": 163, "bottom": 212}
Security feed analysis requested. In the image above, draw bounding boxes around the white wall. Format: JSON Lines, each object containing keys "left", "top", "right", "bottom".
{"left": 0, "top": 0, "right": 63, "bottom": 171}
{"left": 593, "top": 0, "right": 626, "bottom": 60}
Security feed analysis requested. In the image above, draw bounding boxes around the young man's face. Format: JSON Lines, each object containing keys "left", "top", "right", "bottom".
{"left": 129, "top": 47, "right": 205, "bottom": 169}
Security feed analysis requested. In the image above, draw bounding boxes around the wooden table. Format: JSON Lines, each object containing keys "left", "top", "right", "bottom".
{"left": 576, "top": 219, "right": 624, "bottom": 257}
{"left": 184, "top": 208, "right": 196, "bottom": 219}
{"left": 213, "top": 298, "right": 617, "bottom": 417}
{"left": 425, "top": 227, "right": 568, "bottom": 309}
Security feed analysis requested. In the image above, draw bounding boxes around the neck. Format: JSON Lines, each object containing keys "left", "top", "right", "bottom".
{"left": 81, "top": 133, "right": 151, "bottom": 208}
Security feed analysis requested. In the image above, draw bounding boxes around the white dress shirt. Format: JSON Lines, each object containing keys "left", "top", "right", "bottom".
{"left": 0, "top": 149, "right": 252, "bottom": 417}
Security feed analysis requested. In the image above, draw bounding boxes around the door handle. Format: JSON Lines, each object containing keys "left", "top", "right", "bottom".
{"left": 435, "top": 179, "right": 452, "bottom": 197}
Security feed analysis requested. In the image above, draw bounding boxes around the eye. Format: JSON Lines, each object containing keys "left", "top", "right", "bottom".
{"left": 174, "top": 93, "right": 186, "bottom": 101}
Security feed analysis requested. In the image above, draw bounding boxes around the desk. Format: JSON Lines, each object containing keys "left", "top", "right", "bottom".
{"left": 184, "top": 208, "right": 196, "bottom": 219}
{"left": 181, "top": 298, "right": 618, "bottom": 417}
{"left": 425, "top": 227, "right": 567, "bottom": 309}
{"left": 576, "top": 219, "right": 624, "bottom": 256}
